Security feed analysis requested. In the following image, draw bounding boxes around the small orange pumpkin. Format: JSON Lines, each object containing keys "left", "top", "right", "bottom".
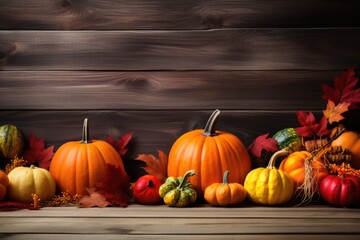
{"left": 204, "top": 170, "right": 247, "bottom": 207}
{"left": 49, "top": 118, "right": 129, "bottom": 196}
{"left": 167, "top": 110, "right": 251, "bottom": 197}
{"left": 331, "top": 131, "right": 360, "bottom": 169}
{"left": 0, "top": 170, "right": 9, "bottom": 200}
{"left": 279, "top": 150, "right": 329, "bottom": 202}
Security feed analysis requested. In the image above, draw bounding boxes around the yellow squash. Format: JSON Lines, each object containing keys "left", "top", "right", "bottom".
{"left": 244, "top": 149, "right": 294, "bottom": 205}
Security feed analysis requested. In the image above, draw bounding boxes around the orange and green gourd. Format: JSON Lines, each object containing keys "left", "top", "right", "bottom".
{"left": 159, "top": 170, "right": 197, "bottom": 207}
{"left": 0, "top": 124, "right": 24, "bottom": 159}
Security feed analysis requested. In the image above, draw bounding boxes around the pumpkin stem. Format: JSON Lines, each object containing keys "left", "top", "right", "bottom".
{"left": 222, "top": 170, "right": 230, "bottom": 185}
{"left": 267, "top": 148, "right": 289, "bottom": 169}
{"left": 81, "top": 118, "right": 92, "bottom": 144}
{"left": 29, "top": 165, "right": 35, "bottom": 169}
{"left": 203, "top": 109, "right": 220, "bottom": 136}
{"left": 177, "top": 170, "right": 196, "bottom": 190}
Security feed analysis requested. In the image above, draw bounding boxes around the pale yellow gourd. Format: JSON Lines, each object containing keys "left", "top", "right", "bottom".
{"left": 7, "top": 165, "right": 56, "bottom": 203}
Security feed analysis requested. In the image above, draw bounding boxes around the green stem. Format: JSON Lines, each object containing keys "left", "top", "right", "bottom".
{"left": 267, "top": 148, "right": 289, "bottom": 169}
{"left": 203, "top": 109, "right": 220, "bottom": 136}
{"left": 177, "top": 170, "right": 196, "bottom": 190}
{"left": 222, "top": 170, "right": 230, "bottom": 185}
{"left": 80, "top": 118, "right": 92, "bottom": 144}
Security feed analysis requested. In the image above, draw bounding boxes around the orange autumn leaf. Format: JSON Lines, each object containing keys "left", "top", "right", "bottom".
{"left": 323, "top": 100, "right": 351, "bottom": 124}
{"left": 135, "top": 150, "right": 167, "bottom": 182}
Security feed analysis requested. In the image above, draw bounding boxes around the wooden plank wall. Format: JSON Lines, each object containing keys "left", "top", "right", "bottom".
{"left": 0, "top": 1, "right": 360, "bottom": 178}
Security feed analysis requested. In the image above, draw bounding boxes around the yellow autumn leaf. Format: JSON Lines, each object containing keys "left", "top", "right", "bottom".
{"left": 323, "top": 100, "right": 350, "bottom": 124}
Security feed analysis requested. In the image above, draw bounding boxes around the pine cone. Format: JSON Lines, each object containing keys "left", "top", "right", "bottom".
{"left": 320, "top": 146, "right": 352, "bottom": 165}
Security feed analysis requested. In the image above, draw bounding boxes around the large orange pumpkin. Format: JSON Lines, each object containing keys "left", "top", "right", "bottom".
{"left": 49, "top": 118, "right": 128, "bottom": 196}
{"left": 167, "top": 109, "right": 251, "bottom": 197}
{"left": 331, "top": 131, "right": 360, "bottom": 169}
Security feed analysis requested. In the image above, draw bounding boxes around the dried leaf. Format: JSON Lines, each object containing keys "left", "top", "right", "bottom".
{"left": 106, "top": 131, "right": 134, "bottom": 157}
{"left": 0, "top": 201, "right": 39, "bottom": 211}
{"left": 323, "top": 100, "right": 351, "bottom": 124}
{"left": 247, "top": 133, "right": 279, "bottom": 159}
{"left": 94, "top": 163, "right": 131, "bottom": 207}
{"left": 295, "top": 111, "right": 331, "bottom": 138}
{"left": 22, "top": 134, "right": 54, "bottom": 169}
{"left": 322, "top": 67, "right": 360, "bottom": 109}
{"left": 135, "top": 150, "right": 168, "bottom": 182}
{"left": 78, "top": 189, "right": 110, "bottom": 208}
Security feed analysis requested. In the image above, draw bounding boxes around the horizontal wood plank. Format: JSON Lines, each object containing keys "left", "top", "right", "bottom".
{"left": 1, "top": 29, "right": 360, "bottom": 70}
{"left": 0, "top": 0, "right": 359, "bottom": 30}
{"left": 0, "top": 70, "right": 340, "bottom": 110}
{"left": 1, "top": 234, "right": 359, "bottom": 240}
{"left": 1, "top": 110, "right": 359, "bottom": 155}
{"left": 1, "top": 217, "right": 359, "bottom": 234}
{"left": 2, "top": 205, "right": 360, "bottom": 219}
{"left": 0, "top": 110, "right": 316, "bottom": 155}
{"left": 1, "top": 206, "right": 360, "bottom": 239}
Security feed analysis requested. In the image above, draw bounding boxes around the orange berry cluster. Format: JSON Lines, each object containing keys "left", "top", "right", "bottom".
{"left": 329, "top": 162, "right": 360, "bottom": 178}
{"left": 46, "top": 191, "right": 82, "bottom": 207}
{"left": 5, "top": 156, "right": 28, "bottom": 174}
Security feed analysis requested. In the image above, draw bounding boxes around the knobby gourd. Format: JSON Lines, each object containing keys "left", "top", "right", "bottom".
{"left": 159, "top": 170, "right": 197, "bottom": 207}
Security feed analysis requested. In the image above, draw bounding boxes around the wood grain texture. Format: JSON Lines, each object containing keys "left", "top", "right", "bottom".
{"left": 1, "top": 217, "right": 359, "bottom": 235}
{"left": 0, "top": 110, "right": 313, "bottom": 155}
{"left": 2, "top": 234, "right": 360, "bottom": 240}
{"left": 0, "top": 0, "right": 359, "bottom": 30}
{"left": 1, "top": 29, "right": 360, "bottom": 70}
{"left": 0, "top": 206, "right": 359, "bottom": 236}
{"left": 0, "top": 70, "right": 341, "bottom": 110}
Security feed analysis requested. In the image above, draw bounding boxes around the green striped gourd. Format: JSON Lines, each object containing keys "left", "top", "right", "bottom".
{"left": 0, "top": 125, "right": 24, "bottom": 159}
{"left": 272, "top": 128, "right": 303, "bottom": 153}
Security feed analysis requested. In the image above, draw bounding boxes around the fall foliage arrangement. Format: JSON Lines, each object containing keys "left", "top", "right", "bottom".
{"left": 0, "top": 67, "right": 359, "bottom": 210}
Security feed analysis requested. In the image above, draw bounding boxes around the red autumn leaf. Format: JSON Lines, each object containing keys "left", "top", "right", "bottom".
{"left": 22, "top": 134, "right": 54, "bottom": 169}
{"left": 106, "top": 131, "right": 134, "bottom": 157}
{"left": 94, "top": 163, "right": 131, "bottom": 207}
{"left": 323, "top": 100, "right": 351, "bottom": 124}
{"left": 322, "top": 67, "right": 360, "bottom": 109}
{"left": 0, "top": 201, "right": 39, "bottom": 211}
{"left": 135, "top": 150, "right": 168, "bottom": 182}
{"left": 295, "top": 111, "right": 331, "bottom": 137}
{"left": 78, "top": 188, "right": 111, "bottom": 208}
{"left": 247, "top": 133, "right": 279, "bottom": 159}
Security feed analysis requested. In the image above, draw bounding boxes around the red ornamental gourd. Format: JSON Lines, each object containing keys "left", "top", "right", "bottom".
{"left": 49, "top": 118, "right": 128, "bottom": 196}
{"left": 132, "top": 175, "right": 162, "bottom": 205}
{"left": 167, "top": 109, "right": 251, "bottom": 197}
{"left": 320, "top": 175, "right": 360, "bottom": 208}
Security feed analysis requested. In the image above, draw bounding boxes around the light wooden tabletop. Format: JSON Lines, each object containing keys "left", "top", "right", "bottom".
{"left": 0, "top": 204, "right": 359, "bottom": 240}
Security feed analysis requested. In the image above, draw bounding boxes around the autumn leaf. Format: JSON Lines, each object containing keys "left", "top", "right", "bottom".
{"left": 22, "top": 134, "right": 54, "bottom": 169}
{"left": 322, "top": 67, "right": 360, "bottom": 109}
{"left": 0, "top": 201, "right": 39, "bottom": 211}
{"left": 295, "top": 111, "right": 331, "bottom": 138}
{"left": 135, "top": 150, "right": 168, "bottom": 182}
{"left": 106, "top": 131, "right": 134, "bottom": 157}
{"left": 78, "top": 188, "right": 111, "bottom": 208}
{"left": 323, "top": 100, "right": 351, "bottom": 124}
{"left": 94, "top": 163, "right": 131, "bottom": 207}
{"left": 247, "top": 133, "right": 279, "bottom": 159}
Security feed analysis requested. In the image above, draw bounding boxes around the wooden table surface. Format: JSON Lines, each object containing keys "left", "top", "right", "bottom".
{"left": 0, "top": 204, "right": 359, "bottom": 240}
